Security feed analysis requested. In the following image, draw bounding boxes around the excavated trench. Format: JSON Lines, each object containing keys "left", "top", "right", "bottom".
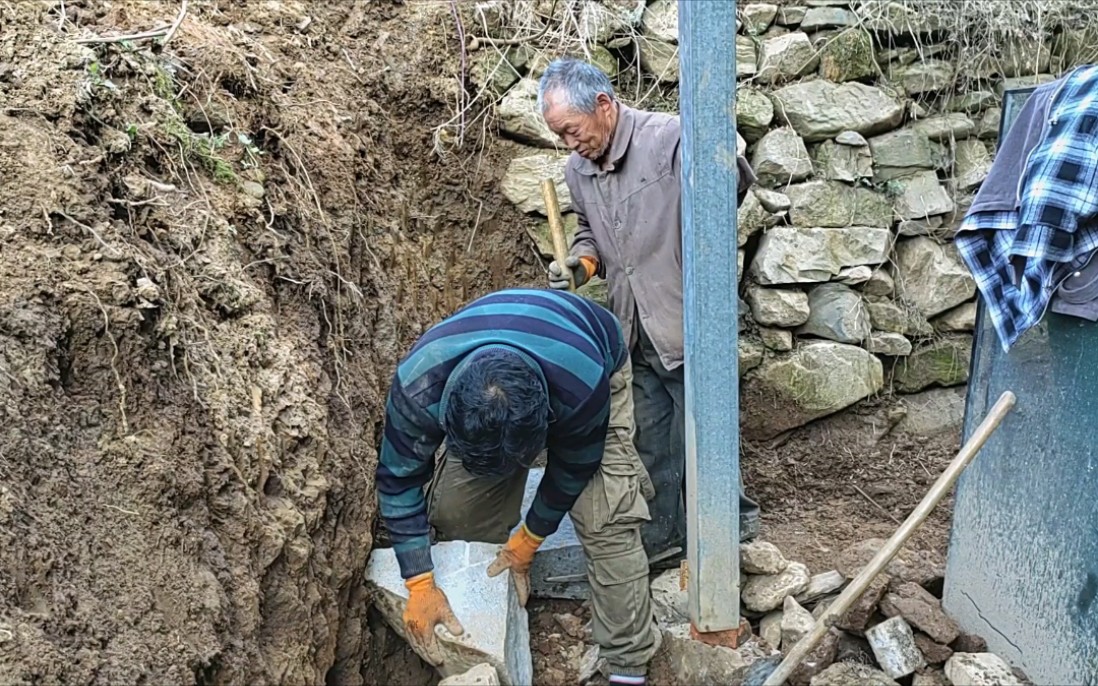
{"left": 0, "top": 1, "right": 539, "bottom": 683}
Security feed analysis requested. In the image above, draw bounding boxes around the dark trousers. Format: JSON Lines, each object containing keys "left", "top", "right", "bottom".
{"left": 632, "top": 323, "right": 760, "bottom": 559}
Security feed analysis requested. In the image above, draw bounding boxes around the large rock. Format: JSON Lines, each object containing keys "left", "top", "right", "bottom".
{"left": 498, "top": 79, "right": 558, "bottom": 147}
{"left": 837, "top": 574, "right": 891, "bottom": 633}
{"left": 811, "top": 663, "right": 900, "bottom": 686}
{"left": 365, "top": 541, "right": 533, "bottom": 685}
{"left": 813, "top": 138, "right": 872, "bottom": 183}
{"left": 944, "top": 653, "right": 1024, "bottom": 685}
{"left": 880, "top": 582, "right": 960, "bottom": 644}
{"left": 797, "top": 283, "right": 870, "bottom": 344}
{"left": 742, "top": 3, "right": 779, "bottom": 34}
{"left": 470, "top": 53, "right": 520, "bottom": 95}
{"left": 751, "top": 227, "right": 891, "bottom": 285}
{"left": 891, "top": 171, "right": 954, "bottom": 221}
{"left": 954, "top": 139, "right": 993, "bottom": 191}
{"left": 650, "top": 625, "right": 777, "bottom": 684}
{"left": 933, "top": 301, "right": 977, "bottom": 333}
{"left": 740, "top": 338, "right": 766, "bottom": 375}
{"left": 893, "top": 336, "right": 972, "bottom": 393}
{"left": 781, "top": 596, "right": 815, "bottom": 650}
{"left": 650, "top": 569, "right": 688, "bottom": 626}
{"left": 741, "top": 540, "right": 791, "bottom": 574}
{"left": 865, "top": 296, "right": 933, "bottom": 336}
{"left": 638, "top": 36, "right": 679, "bottom": 83}
{"left": 912, "top": 114, "right": 976, "bottom": 142}
{"left": 772, "top": 80, "right": 904, "bottom": 142}
{"left": 795, "top": 571, "right": 846, "bottom": 604}
{"left": 738, "top": 88, "right": 775, "bottom": 141}
{"left": 868, "top": 332, "right": 912, "bottom": 356}
{"left": 819, "top": 28, "right": 876, "bottom": 82}
{"left": 896, "top": 60, "right": 954, "bottom": 94}
{"left": 785, "top": 181, "right": 893, "bottom": 228}
{"left": 753, "top": 127, "right": 813, "bottom": 187}
{"left": 742, "top": 283, "right": 812, "bottom": 327}
{"left": 800, "top": 6, "right": 855, "bottom": 29}
{"left": 895, "top": 387, "right": 966, "bottom": 436}
{"left": 500, "top": 152, "right": 571, "bottom": 215}
{"left": 760, "top": 611, "right": 783, "bottom": 650}
{"left": 742, "top": 342, "right": 884, "bottom": 438}
{"left": 893, "top": 237, "right": 976, "bottom": 318}
{"left": 742, "top": 561, "right": 812, "bottom": 612}
{"left": 440, "top": 664, "right": 501, "bottom": 686}
{"left": 737, "top": 35, "right": 759, "bottom": 78}
{"left": 867, "top": 128, "right": 935, "bottom": 182}
{"left": 867, "top": 617, "right": 926, "bottom": 679}
{"left": 757, "top": 32, "right": 820, "bottom": 83}
{"left": 739, "top": 190, "right": 782, "bottom": 246}
{"left": 641, "top": 0, "right": 678, "bottom": 42}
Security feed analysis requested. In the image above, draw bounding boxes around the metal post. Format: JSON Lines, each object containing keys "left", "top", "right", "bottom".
{"left": 678, "top": 0, "right": 741, "bottom": 632}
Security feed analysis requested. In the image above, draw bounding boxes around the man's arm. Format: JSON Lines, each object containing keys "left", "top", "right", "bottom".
{"left": 377, "top": 372, "right": 445, "bottom": 579}
{"left": 525, "top": 375, "right": 611, "bottom": 538}
{"left": 565, "top": 162, "right": 603, "bottom": 280}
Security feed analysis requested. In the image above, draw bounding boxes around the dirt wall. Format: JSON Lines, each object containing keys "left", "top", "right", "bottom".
{"left": 0, "top": 1, "right": 541, "bottom": 683}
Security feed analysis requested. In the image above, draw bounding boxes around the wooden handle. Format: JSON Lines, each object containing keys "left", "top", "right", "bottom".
{"left": 761, "top": 390, "right": 1017, "bottom": 686}
{"left": 540, "top": 178, "right": 575, "bottom": 292}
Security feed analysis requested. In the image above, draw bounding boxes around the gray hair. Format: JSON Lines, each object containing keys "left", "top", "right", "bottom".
{"left": 537, "top": 57, "right": 615, "bottom": 114}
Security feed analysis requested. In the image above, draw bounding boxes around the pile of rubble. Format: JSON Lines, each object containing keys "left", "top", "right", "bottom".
{"left": 640, "top": 538, "right": 1031, "bottom": 686}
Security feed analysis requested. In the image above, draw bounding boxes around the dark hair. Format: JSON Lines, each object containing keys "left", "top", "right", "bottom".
{"left": 444, "top": 349, "right": 549, "bottom": 477}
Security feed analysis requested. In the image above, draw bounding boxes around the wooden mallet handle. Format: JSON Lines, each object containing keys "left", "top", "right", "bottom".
{"left": 540, "top": 178, "right": 575, "bottom": 292}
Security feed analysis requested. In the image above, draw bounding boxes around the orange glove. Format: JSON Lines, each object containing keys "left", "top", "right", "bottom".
{"left": 402, "top": 572, "right": 464, "bottom": 665}
{"left": 486, "top": 523, "right": 544, "bottom": 606}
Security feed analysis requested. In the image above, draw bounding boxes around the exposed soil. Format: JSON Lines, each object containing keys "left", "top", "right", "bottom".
{"left": 0, "top": 1, "right": 540, "bottom": 683}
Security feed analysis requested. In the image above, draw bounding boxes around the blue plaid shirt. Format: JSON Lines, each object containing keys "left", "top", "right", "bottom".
{"left": 956, "top": 65, "right": 1098, "bottom": 351}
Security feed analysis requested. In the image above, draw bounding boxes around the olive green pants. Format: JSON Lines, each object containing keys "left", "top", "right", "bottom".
{"left": 425, "top": 360, "right": 660, "bottom": 677}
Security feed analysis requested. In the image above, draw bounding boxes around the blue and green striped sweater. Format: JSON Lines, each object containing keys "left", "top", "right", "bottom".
{"left": 378, "top": 288, "right": 628, "bottom": 579}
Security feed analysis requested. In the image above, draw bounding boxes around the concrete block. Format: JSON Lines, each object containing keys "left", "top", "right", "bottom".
{"left": 440, "top": 663, "right": 500, "bottom": 686}
{"left": 365, "top": 541, "right": 533, "bottom": 686}
{"left": 865, "top": 616, "right": 926, "bottom": 679}
{"left": 944, "top": 652, "right": 1023, "bottom": 686}
{"left": 521, "top": 468, "right": 589, "bottom": 599}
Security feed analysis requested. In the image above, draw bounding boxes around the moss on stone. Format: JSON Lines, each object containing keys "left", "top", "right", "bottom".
{"left": 819, "top": 29, "right": 877, "bottom": 83}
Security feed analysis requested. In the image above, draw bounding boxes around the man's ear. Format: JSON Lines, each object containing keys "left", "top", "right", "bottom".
{"left": 595, "top": 92, "right": 614, "bottom": 113}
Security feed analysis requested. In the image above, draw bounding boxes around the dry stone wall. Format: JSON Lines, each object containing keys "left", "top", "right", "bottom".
{"left": 477, "top": 0, "right": 1092, "bottom": 438}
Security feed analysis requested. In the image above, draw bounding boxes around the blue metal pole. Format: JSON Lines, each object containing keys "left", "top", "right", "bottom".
{"left": 678, "top": 0, "right": 741, "bottom": 632}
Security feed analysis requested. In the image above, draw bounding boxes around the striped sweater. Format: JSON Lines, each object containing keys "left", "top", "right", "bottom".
{"left": 377, "top": 288, "right": 628, "bottom": 579}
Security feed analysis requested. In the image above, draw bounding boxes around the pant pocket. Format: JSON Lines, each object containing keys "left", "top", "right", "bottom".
{"left": 611, "top": 426, "right": 656, "bottom": 502}
{"left": 589, "top": 545, "right": 650, "bottom": 587}
{"left": 591, "top": 461, "right": 651, "bottom": 535}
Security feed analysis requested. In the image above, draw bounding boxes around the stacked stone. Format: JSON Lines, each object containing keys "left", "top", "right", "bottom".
{"left": 487, "top": 0, "right": 1079, "bottom": 438}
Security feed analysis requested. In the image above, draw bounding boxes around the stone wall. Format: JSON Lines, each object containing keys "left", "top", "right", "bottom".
{"left": 474, "top": 0, "right": 1094, "bottom": 438}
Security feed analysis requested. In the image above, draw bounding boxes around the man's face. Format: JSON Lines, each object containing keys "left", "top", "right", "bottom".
{"left": 542, "top": 91, "right": 616, "bottom": 161}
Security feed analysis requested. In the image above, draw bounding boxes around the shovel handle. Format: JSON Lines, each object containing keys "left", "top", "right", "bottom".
{"left": 761, "top": 390, "right": 1017, "bottom": 686}
{"left": 540, "top": 179, "right": 575, "bottom": 292}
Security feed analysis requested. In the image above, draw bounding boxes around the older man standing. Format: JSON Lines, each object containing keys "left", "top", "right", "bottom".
{"left": 539, "top": 57, "right": 760, "bottom": 564}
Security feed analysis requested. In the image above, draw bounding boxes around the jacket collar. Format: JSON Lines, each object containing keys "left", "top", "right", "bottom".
{"left": 573, "top": 103, "right": 635, "bottom": 176}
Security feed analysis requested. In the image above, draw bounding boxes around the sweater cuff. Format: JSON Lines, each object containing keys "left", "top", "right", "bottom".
{"left": 395, "top": 544, "right": 434, "bottom": 580}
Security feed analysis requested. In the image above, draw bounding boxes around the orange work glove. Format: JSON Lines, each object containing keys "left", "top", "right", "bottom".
{"left": 402, "top": 572, "right": 465, "bottom": 665}
{"left": 486, "top": 523, "right": 544, "bottom": 606}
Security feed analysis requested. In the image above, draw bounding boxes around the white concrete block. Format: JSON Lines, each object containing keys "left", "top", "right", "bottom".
{"left": 945, "top": 652, "right": 1023, "bottom": 686}
{"left": 440, "top": 663, "right": 500, "bottom": 686}
{"left": 365, "top": 541, "right": 533, "bottom": 686}
{"left": 865, "top": 616, "right": 926, "bottom": 679}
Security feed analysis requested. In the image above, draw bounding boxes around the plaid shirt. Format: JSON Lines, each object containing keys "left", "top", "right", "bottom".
{"left": 956, "top": 65, "right": 1098, "bottom": 351}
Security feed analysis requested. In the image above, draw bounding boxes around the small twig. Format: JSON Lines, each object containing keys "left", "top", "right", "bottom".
{"left": 55, "top": 210, "right": 123, "bottom": 258}
{"left": 74, "top": 0, "right": 187, "bottom": 45}
{"left": 57, "top": 0, "right": 66, "bottom": 30}
{"left": 161, "top": 0, "right": 189, "bottom": 46}
{"left": 449, "top": 0, "right": 468, "bottom": 145}
{"left": 852, "top": 484, "right": 903, "bottom": 525}
{"left": 104, "top": 504, "right": 140, "bottom": 516}
{"left": 80, "top": 285, "right": 129, "bottom": 436}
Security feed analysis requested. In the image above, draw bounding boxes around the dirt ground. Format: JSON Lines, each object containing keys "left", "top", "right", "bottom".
{"left": 1, "top": 1, "right": 540, "bottom": 683}
{"left": 1, "top": 1, "right": 965, "bottom": 685}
